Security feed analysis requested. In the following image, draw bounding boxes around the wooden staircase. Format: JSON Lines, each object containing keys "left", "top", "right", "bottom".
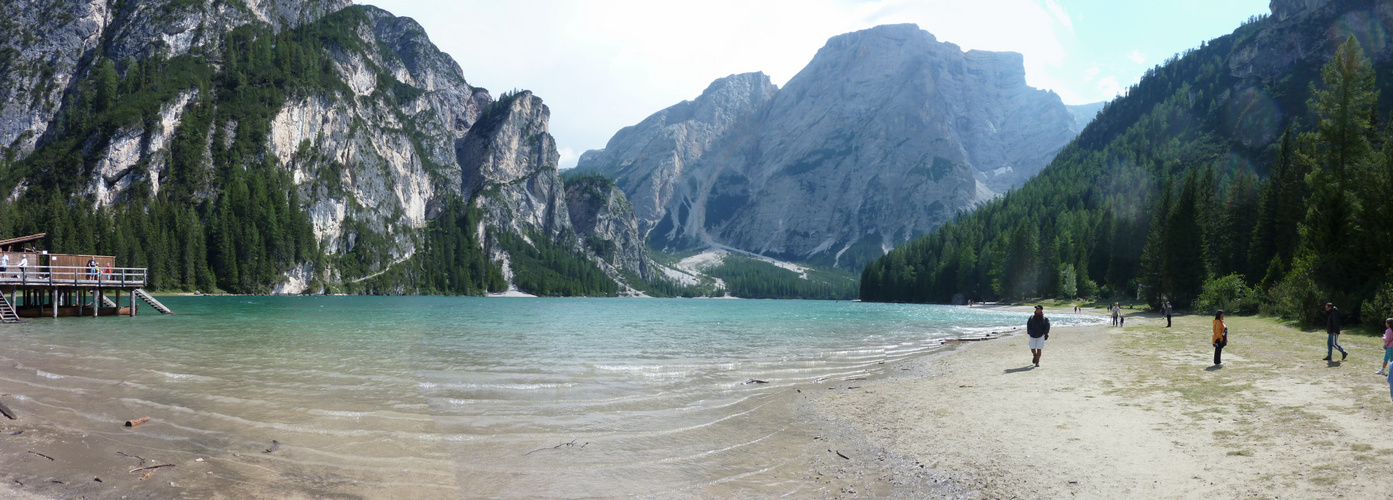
{"left": 99, "top": 294, "right": 117, "bottom": 308}
{"left": 0, "top": 294, "right": 23, "bottom": 323}
{"left": 133, "top": 289, "right": 174, "bottom": 315}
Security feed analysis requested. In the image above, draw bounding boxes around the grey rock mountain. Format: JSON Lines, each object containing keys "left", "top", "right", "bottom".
{"left": 576, "top": 24, "right": 1091, "bottom": 268}
{"left": 0, "top": 0, "right": 649, "bottom": 293}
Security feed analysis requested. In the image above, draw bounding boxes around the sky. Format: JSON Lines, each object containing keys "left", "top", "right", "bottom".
{"left": 360, "top": 0, "right": 1272, "bottom": 168}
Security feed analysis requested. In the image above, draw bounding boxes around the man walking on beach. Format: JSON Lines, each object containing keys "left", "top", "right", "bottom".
{"left": 1324, "top": 303, "right": 1347, "bottom": 362}
{"left": 1027, "top": 305, "right": 1051, "bottom": 367}
{"left": 1164, "top": 301, "right": 1173, "bottom": 328}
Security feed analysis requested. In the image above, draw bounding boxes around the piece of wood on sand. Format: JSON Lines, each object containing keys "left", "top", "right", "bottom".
{"left": 125, "top": 416, "right": 151, "bottom": 427}
{"left": 0, "top": 400, "right": 16, "bottom": 420}
{"left": 129, "top": 464, "right": 174, "bottom": 480}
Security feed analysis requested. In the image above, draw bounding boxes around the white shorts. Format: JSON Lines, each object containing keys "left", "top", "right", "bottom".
{"left": 1028, "top": 336, "right": 1046, "bottom": 349}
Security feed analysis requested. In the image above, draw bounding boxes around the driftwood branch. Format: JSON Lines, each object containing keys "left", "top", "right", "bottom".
{"left": 130, "top": 464, "right": 174, "bottom": 480}
{"left": 524, "top": 439, "right": 589, "bottom": 456}
{"left": 116, "top": 451, "right": 146, "bottom": 466}
{"left": 263, "top": 440, "right": 280, "bottom": 453}
{"left": 124, "top": 416, "right": 151, "bottom": 427}
{"left": 0, "top": 400, "right": 16, "bottom": 420}
{"left": 27, "top": 451, "right": 54, "bottom": 461}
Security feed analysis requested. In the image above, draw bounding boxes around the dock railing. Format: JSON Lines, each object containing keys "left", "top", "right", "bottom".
{"left": 0, "top": 266, "right": 147, "bottom": 287}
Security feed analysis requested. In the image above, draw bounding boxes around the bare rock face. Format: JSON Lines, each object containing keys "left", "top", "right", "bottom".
{"left": 576, "top": 72, "right": 778, "bottom": 248}
{"left": 577, "top": 24, "right": 1083, "bottom": 268}
{"left": 565, "top": 176, "right": 652, "bottom": 281}
{"left": 0, "top": 0, "right": 351, "bottom": 161}
{"left": 459, "top": 91, "right": 570, "bottom": 241}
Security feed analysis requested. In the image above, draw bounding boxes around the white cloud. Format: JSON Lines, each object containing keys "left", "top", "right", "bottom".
{"left": 1127, "top": 50, "right": 1147, "bottom": 64}
{"left": 1084, "top": 67, "right": 1100, "bottom": 82}
{"left": 1096, "top": 75, "right": 1122, "bottom": 97}
{"left": 1043, "top": 0, "right": 1074, "bottom": 32}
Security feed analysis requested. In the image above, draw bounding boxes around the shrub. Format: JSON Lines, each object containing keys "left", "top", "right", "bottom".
{"left": 1197, "top": 273, "right": 1261, "bottom": 315}
{"left": 1363, "top": 281, "right": 1393, "bottom": 326}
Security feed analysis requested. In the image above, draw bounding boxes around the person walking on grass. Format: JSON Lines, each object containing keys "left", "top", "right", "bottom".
{"left": 1323, "top": 302, "right": 1347, "bottom": 361}
{"left": 1164, "top": 301, "right": 1173, "bottom": 328}
{"left": 1212, "top": 310, "right": 1227, "bottom": 367}
{"left": 1378, "top": 318, "right": 1393, "bottom": 376}
{"left": 1111, "top": 302, "right": 1120, "bottom": 327}
{"left": 1027, "top": 305, "right": 1051, "bottom": 367}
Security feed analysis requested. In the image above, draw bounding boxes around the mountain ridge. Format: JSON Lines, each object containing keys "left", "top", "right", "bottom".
{"left": 576, "top": 23, "right": 1092, "bottom": 269}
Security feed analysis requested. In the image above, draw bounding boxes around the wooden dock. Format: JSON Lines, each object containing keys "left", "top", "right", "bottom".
{"left": 0, "top": 234, "right": 173, "bottom": 320}
{"left": 0, "top": 265, "right": 170, "bottom": 319}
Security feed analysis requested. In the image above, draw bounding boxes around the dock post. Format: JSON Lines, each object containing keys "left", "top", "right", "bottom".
{"left": 93, "top": 289, "right": 99, "bottom": 317}
{"left": 78, "top": 289, "right": 84, "bottom": 316}
{"left": 51, "top": 289, "right": 57, "bottom": 318}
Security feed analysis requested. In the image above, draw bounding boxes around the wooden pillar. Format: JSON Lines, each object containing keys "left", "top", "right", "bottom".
{"left": 51, "top": 288, "right": 57, "bottom": 318}
{"left": 78, "top": 289, "right": 84, "bottom": 316}
{"left": 93, "top": 289, "right": 99, "bottom": 317}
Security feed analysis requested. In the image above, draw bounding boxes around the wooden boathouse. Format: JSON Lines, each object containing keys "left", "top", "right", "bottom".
{"left": 0, "top": 233, "right": 173, "bottom": 323}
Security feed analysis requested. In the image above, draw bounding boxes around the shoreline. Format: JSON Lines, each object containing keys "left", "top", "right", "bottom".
{"left": 7, "top": 303, "right": 1285, "bottom": 499}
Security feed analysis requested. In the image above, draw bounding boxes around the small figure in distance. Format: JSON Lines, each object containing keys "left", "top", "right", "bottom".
{"left": 17, "top": 255, "right": 27, "bottom": 283}
{"left": 1111, "top": 302, "right": 1120, "bottom": 327}
{"left": 1323, "top": 302, "right": 1347, "bottom": 362}
{"left": 1212, "top": 310, "right": 1227, "bottom": 367}
{"left": 0, "top": 252, "right": 8, "bottom": 280}
{"left": 1027, "top": 305, "right": 1051, "bottom": 367}
{"left": 1378, "top": 318, "right": 1393, "bottom": 376}
{"left": 1164, "top": 301, "right": 1173, "bottom": 328}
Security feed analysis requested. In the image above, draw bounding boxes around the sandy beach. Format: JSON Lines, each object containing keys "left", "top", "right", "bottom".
{"left": 820, "top": 306, "right": 1393, "bottom": 498}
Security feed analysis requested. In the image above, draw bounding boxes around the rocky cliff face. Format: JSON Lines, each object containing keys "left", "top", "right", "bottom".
{"left": 565, "top": 176, "right": 652, "bottom": 281}
{"left": 0, "top": 0, "right": 350, "bottom": 162}
{"left": 0, "top": 1, "right": 649, "bottom": 293}
{"left": 576, "top": 72, "right": 778, "bottom": 249}
{"left": 576, "top": 24, "right": 1083, "bottom": 268}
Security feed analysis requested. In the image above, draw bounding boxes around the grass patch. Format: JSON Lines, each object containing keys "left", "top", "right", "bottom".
{"left": 1350, "top": 443, "right": 1373, "bottom": 452}
{"left": 1227, "top": 450, "right": 1254, "bottom": 456}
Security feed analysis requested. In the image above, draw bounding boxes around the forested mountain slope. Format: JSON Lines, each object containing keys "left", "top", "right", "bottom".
{"left": 862, "top": 0, "right": 1393, "bottom": 325}
{"left": 0, "top": 0, "right": 653, "bottom": 296}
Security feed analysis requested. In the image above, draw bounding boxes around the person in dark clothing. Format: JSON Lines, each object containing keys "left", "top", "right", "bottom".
{"left": 1026, "top": 305, "right": 1051, "bottom": 367}
{"left": 1324, "top": 303, "right": 1347, "bottom": 361}
{"left": 1164, "top": 301, "right": 1173, "bottom": 328}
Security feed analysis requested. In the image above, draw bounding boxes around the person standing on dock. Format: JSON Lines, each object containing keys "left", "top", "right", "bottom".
{"left": 1, "top": 252, "right": 8, "bottom": 279}
{"left": 1323, "top": 303, "right": 1347, "bottom": 362}
{"left": 17, "top": 255, "right": 27, "bottom": 283}
{"left": 1027, "top": 305, "right": 1051, "bottom": 367}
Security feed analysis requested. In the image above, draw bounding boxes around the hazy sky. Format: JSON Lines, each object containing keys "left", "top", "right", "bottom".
{"left": 360, "top": 0, "right": 1270, "bottom": 168}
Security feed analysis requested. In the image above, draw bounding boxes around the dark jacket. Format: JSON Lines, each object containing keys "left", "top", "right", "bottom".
{"left": 1027, "top": 314, "right": 1051, "bottom": 338}
{"left": 1326, "top": 307, "right": 1340, "bottom": 334}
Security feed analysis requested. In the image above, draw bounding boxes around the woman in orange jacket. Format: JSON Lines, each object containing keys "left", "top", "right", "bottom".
{"left": 1212, "top": 310, "right": 1227, "bottom": 367}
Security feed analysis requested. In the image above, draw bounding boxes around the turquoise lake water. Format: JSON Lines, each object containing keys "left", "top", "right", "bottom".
{"left": 0, "top": 297, "right": 1100, "bottom": 497}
